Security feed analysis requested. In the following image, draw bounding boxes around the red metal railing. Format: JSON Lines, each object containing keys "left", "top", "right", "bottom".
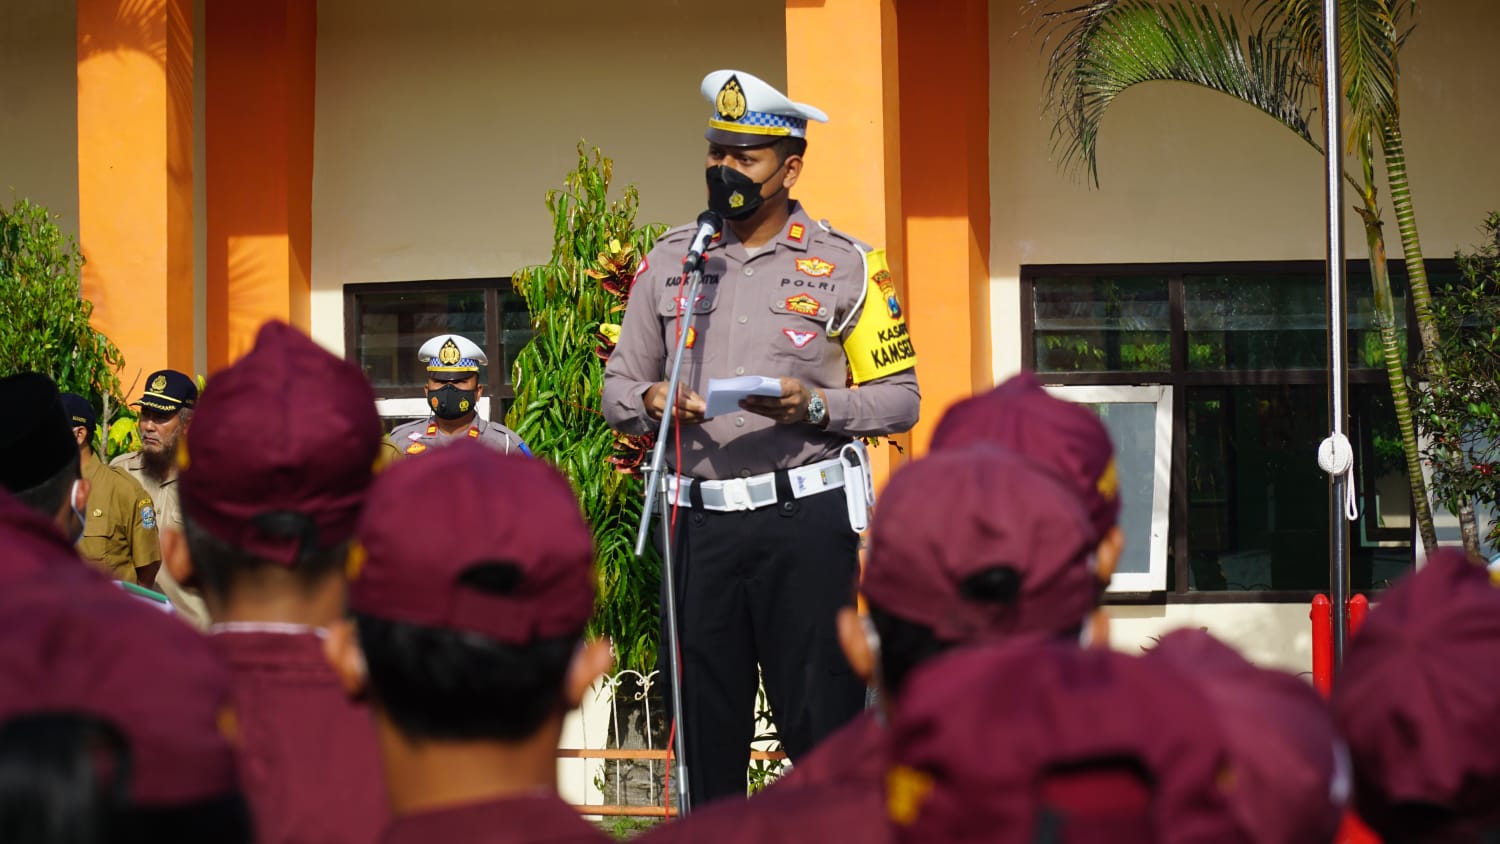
{"left": 1312, "top": 593, "right": 1378, "bottom": 844}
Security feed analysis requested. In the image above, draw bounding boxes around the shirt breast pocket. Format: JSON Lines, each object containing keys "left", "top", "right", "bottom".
{"left": 656, "top": 288, "right": 719, "bottom": 357}
{"left": 767, "top": 295, "right": 831, "bottom": 364}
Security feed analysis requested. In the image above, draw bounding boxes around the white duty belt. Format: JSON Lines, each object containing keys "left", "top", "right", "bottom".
{"left": 666, "top": 457, "right": 846, "bottom": 512}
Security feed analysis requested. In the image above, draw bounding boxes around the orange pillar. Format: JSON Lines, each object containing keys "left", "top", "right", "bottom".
{"left": 205, "top": 0, "right": 316, "bottom": 369}
{"left": 77, "top": 0, "right": 195, "bottom": 396}
{"left": 896, "top": 0, "right": 991, "bottom": 455}
{"left": 786, "top": 0, "right": 907, "bottom": 481}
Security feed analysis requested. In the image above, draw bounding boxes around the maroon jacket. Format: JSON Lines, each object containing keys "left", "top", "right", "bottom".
{"left": 773, "top": 710, "right": 885, "bottom": 791}
{"left": 381, "top": 793, "right": 607, "bottom": 844}
{"left": 637, "top": 780, "right": 887, "bottom": 844}
{"left": 213, "top": 630, "right": 390, "bottom": 844}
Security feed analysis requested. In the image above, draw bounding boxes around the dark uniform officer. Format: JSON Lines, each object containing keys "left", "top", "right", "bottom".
{"left": 389, "top": 333, "right": 530, "bottom": 457}
{"left": 111, "top": 369, "right": 210, "bottom": 625}
{"left": 602, "top": 69, "right": 920, "bottom": 804}
{"left": 61, "top": 392, "right": 161, "bottom": 586}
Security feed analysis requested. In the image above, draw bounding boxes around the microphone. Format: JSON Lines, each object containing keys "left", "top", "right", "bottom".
{"left": 682, "top": 210, "right": 723, "bottom": 272}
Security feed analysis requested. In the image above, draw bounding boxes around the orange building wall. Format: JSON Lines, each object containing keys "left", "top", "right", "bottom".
{"left": 76, "top": 0, "right": 195, "bottom": 395}
{"left": 204, "top": 0, "right": 316, "bottom": 369}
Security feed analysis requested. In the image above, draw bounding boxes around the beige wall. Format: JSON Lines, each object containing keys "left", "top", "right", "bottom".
{"left": 988, "top": 0, "right": 1500, "bottom": 380}
{"left": 310, "top": 0, "right": 787, "bottom": 354}
{"left": 1106, "top": 603, "right": 1313, "bottom": 676}
{"left": 0, "top": 0, "right": 79, "bottom": 238}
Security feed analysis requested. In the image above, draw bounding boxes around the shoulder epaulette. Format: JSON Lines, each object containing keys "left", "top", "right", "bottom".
{"left": 816, "top": 219, "right": 873, "bottom": 337}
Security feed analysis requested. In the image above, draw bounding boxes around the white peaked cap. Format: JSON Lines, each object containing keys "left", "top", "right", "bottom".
{"left": 701, "top": 69, "right": 828, "bottom": 146}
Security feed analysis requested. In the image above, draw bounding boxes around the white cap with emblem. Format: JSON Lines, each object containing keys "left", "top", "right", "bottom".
{"left": 417, "top": 334, "right": 486, "bottom": 374}
{"left": 701, "top": 69, "right": 829, "bottom": 147}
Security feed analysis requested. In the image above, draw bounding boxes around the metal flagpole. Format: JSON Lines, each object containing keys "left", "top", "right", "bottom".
{"left": 1317, "top": 0, "right": 1354, "bottom": 670}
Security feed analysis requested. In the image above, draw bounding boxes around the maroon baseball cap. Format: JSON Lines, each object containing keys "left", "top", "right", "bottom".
{"left": 931, "top": 372, "right": 1119, "bottom": 542}
{"left": 0, "top": 577, "right": 237, "bottom": 806}
{"left": 885, "top": 641, "right": 1245, "bottom": 844}
{"left": 1147, "top": 629, "right": 1349, "bottom": 844}
{"left": 1333, "top": 548, "right": 1500, "bottom": 838}
{"left": 862, "top": 446, "right": 1101, "bottom": 643}
{"left": 179, "top": 321, "right": 383, "bottom": 564}
{"left": 349, "top": 441, "right": 596, "bottom": 643}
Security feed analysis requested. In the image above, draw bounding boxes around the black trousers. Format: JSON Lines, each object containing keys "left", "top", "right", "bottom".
{"left": 658, "top": 484, "right": 865, "bottom": 807}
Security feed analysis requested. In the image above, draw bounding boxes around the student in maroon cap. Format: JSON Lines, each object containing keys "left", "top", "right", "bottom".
{"left": 160, "top": 320, "right": 390, "bottom": 844}
{"left": 1146, "top": 629, "right": 1350, "bottom": 844}
{"left": 0, "top": 571, "right": 250, "bottom": 843}
{"left": 885, "top": 640, "right": 1246, "bottom": 844}
{"left": 327, "top": 442, "right": 613, "bottom": 844}
{"left": 639, "top": 446, "right": 1110, "bottom": 844}
{"left": 1334, "top": 548, "right": 1500, "bottom": 842}
{"left": 772, "top": 445, "right": 1113, "bottom": 794}
{"left": 930, "top": 371, "right": 1124, "bottom": 570}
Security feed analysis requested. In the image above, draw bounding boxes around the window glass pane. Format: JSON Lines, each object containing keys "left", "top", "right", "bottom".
{"left": 500, "top": 291, "right": 534, "bottom": 387}
{"left": 1092, "top": 401, "right": 1159, "bottom": 579}
{"left": 1184, "top": 385, "right": 1409, "bottom": 591}
{"left": 355, "top": 290, "right": 485, "bottom": 391}
{"left": 1032, "top": 278, "right": 1170, "bottom": 373}
{"left": 1184, "top": 275, "right": 1326, "bottom": 370}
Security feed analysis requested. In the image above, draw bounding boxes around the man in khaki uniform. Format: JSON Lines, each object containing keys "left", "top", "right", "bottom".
{"left": 601, "top": 69, "right": 920, "bottom": 805}
{"left": 111, "top": 369, "right": 209, "bottom": 625}
{"left": 62, "top": 392, "right": 160, "bottom": 586}
{"left": 389, "top": 333, "right": 531, "bottom": 457}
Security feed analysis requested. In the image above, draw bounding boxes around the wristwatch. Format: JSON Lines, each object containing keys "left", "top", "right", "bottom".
{"left": 805, "top": 390, "right": 828, "bottom": 426}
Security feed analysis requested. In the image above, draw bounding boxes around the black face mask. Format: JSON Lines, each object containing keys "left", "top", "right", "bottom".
{"left": 428, "top": 384, "right": 477, "bottom": 420}
{"left": 705, "top": 161, "right": 786, "bottom": 221}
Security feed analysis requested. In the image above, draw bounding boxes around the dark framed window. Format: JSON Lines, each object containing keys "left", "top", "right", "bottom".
{"left": 344, "top": 279, "right": 532, "bottom": 429}
{"left": 1022, "top": 260, "right": 1456, "bottom": 603}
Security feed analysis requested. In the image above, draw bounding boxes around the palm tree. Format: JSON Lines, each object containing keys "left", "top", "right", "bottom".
{"left": 1027, "top": 0, "right": 1456, "bottom": 551}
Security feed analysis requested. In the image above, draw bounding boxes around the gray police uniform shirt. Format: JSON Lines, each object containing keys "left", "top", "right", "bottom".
{"left": 602, "top": 201, "right": 920, "bottom": 481}
{"left": 389, "top": 415, "right": 530, "bottom": 457}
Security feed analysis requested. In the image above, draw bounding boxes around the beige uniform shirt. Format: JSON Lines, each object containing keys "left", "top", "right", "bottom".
{"left": 602, "top": 202, "right": 920, "bottom": 480}
{"left": 112, "top": 450, "right": 211, "bottom": 628}
{"left": 389, "top": 416, "right": 530, "bottom": 457}
{"left": 77, "top": 452, "right": 160, "bottom": 584}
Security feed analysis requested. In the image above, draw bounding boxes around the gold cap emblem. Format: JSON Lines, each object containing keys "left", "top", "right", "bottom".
{"left": 438, "top": 338, "right": 462, "bottom": 366}
{"left": 150, "top": 374, "right": 168, "bottom": 392}
{"left": 715, "top": 75, "right": 747, "bottom": 122}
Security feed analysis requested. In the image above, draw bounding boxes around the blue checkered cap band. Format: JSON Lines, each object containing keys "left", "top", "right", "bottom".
{"left": 735, "top": 110, "right": 806, "bottom": 135}
{"left": 701, "top": 69, "right": 827, "bottom": 143}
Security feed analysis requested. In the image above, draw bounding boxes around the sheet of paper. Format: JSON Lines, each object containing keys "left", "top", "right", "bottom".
{"left": 703, "top": 375, "right": 784, "bottom": 419}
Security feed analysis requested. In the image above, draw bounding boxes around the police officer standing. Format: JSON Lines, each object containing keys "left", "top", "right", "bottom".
{"left": 59, "top": 392, "right": 160, "bottom": 587}
{"left": 390, "top": 333, "right": 530, "bottom": 457}
{"left": 602, "top": 70, "right": 920, "bottom": 804}
{"left": 112, "top": 369, "right": 209, "bottom": 625}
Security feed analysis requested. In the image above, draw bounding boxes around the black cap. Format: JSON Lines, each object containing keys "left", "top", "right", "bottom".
{"left": 136, "top": 370, "right": 197, "bottom": 413}
{"left": 0, "top": 373, "right": 80, "bottom": 493}
{"left": 60, "top": 393, "right": 98, "bottom": 433}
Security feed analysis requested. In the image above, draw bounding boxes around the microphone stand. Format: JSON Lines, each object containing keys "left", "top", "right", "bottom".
{"left": 633, "top": 252, "right": 709, "bottom": 818}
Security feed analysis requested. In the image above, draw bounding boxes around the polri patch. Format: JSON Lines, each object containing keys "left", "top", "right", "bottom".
{"left": 405, "top": 442, "right": 427, "bottom": 455}
{"left": 784, "top": 294, "right": 822, "bottom": 317}
{"left": 796, "top": 257, "right": 835, "bottom": 278}
{"left": 783, "top": 328, "right": 818, "bottom": 349}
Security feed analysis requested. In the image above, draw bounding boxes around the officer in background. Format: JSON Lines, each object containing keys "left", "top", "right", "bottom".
{"left": 112, "top": 369, "right": 210, "bottom": 625}
{"left": 602, "top": 69, "right": 920, "bottom": 804}
{"left": 390, "top": 333, "right": 530, "bottom": 457}
{"left": 62, "top": 392, "right": 160, "bottom": 587}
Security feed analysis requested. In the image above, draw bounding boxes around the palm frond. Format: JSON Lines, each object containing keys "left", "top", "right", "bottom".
{"left": 1255, "top": 0, "right": 1415, "bottom": 139}
{"left": 1027, "top": 0, "right": 1321, "bottom": 185}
